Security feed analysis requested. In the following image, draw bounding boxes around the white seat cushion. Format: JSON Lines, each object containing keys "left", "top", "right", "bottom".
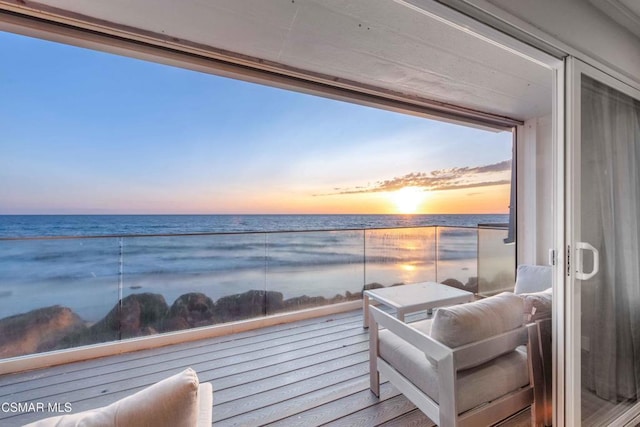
{"left": 379, "top": 323, "right": 529, "bottom": 414}
{"left": 25, "top": 368, "right": 210, "bottom": 427}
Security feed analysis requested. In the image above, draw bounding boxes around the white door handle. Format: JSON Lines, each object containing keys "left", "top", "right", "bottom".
{"left": 575, "top": 242, "right": 599, "bottom": 280}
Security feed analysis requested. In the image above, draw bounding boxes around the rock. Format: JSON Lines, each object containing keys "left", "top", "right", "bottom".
{"left": 363, "top": 282, "right": 385, "bottom": 291}
{"left": 138, "top": 326, "right": 159, "bottom": 336}
{"left": 441, "top": 278, "right": 465, "bottom": 290}
{"left": 465, "top": 276, "right": 479, "bottom": 293}
{"left": 283, "top": 295, "right": 328, "bottom": 311}
{"left": 0, "top": 306, "right": 86, "bottom": 358}
{"left": 165, "top": 293, "right": 215, "bottom": 330}
{"left": 161, "top": 316, "right": 190, "bottom": 332}
{"left": 213, "top": 290, "right": 284, "bottom": 322}
{"left": 89, "top": 293, "right": 168, "bottom": 340}
{"left": 266, "top": 291, "right": 285, "bottom": 313}
{"left": 329, "top": 294, "right": 346, "bottom": 304}
{"left": 345, "top": 290, "right": 362, "bottom": 300}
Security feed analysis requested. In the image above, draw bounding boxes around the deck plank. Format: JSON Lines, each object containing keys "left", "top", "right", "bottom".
{"left": 214, "top": 363, "right": 370, "bottom": 421}
{"left": 216, "top": 376, "right": 372, "bottom": 427}
{"left": 321, "top": 393, "right": 418, "bottom": 427}
{"left": 212, "top": 339, "right": 368, "bottom": 390}
{"left": 377, "top": 408, "right": 436, "bottom": 427}
{"left": 265, "top": 381, "right": 400, "bottom": 427}
{"left": 213, "top": 350, "right": 369, "bottom": 403}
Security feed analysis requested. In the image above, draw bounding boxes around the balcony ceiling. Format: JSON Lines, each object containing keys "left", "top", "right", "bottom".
{"left": 589, "top": 0, "right": 640, "bottom": 39}
{"left": 4, "top": 0, "right": 553, "bottom": 121}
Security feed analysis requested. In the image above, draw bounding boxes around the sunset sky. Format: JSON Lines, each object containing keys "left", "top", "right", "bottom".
{"left": 0, "top": 31, "right": 513, "bottom": 215}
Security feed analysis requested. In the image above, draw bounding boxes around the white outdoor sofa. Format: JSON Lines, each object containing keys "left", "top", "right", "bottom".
{"left": 369, "top": 292, "right": 541, "bottom": 427}
{"left": 25, "top": 368, "right": 213, "bottom": 427}
{"left": 369, "top": 264, "right": 553, "bottom": 427}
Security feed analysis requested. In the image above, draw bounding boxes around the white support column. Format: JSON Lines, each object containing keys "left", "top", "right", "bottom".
{"left": 517, "top": 120, "right": 538, "bottom": 265}
{"left": 535, "top": 115, "right": 554, "bottom": 264}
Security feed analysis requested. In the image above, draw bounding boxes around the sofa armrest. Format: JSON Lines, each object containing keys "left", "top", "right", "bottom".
{"left": 197, "top": 383, "right": 213, "bottom": 427}
{"left": 369, "top": 305, "right": 450, "bottom": 362}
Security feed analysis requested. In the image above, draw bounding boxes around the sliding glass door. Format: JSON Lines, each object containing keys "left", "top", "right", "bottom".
{"left": 566, "top": 58, "right": 640, "bottom": 426}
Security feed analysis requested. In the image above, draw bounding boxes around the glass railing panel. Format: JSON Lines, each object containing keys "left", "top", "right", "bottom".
{"left": 364, "top": 227, "right": 436, "bottom": 289}
{"left": 0, "top": 237, "right": 121, "bottom": 358}
{"left": 0, "top": 224, "right": 505, "bottom": 361}
{"left": 477, "top": 226, "right": 516, "bottom": 297}
{"left": 436, "top": 226, "right": 478, "bottom": 292}
{"left": 265, "top": 230, "right": 365, "bottom": 315}
{"left": 122, "top": 233, "right": 267, "bottom": 335}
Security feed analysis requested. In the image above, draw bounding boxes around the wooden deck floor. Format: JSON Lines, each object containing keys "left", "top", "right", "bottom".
{"left": 0, "top": 309, "right": 530, "bottom": 426}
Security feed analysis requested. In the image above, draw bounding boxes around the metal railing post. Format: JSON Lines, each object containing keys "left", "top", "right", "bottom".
{"left": 118, "top": 237, "right": 124, "bottom": 341}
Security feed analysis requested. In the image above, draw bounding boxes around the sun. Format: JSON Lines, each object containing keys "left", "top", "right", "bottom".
{"left": 390, "top": 186, "right": 427, "bottom": 214}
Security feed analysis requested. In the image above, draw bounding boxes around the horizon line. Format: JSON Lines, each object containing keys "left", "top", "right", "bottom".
{"left": 0, "top": 212, "right": 509, "bottom": 216}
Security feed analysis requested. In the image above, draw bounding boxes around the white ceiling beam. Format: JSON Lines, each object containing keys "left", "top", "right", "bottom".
{"left": 0, "top": 2, "right": 522, "bottom": 130}
{"left": 0, "top": 5, "right": 522, "bottom": 130}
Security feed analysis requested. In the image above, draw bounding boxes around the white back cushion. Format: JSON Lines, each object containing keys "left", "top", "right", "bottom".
{"left": 431, "top": 292, "right": 524, "bottom": 349}
{"left": 514, "top": 264, "right": 552, "bottom": 294}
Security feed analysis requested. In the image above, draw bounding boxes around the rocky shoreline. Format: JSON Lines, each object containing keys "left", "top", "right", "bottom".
{"left": 0, "top": 278, "right": 479, "bottom": 359}
{"left": 0, "top": 287, "right": 371, "bottom": 358}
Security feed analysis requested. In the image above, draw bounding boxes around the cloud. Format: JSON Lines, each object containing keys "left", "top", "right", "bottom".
{"left": 316, "top": 159, "right": 511, "bottom": 196}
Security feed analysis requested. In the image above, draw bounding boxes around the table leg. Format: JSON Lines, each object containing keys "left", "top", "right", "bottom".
{"left": 363, "top": 293, "right": 370, "bottom": 329}
{"left": 397, "top": 309, "right": 405, "bottom": 323}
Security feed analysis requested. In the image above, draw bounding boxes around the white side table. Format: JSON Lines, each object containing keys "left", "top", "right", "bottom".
{"left": 363, "top": 282, "right": 474, "bottom": 328}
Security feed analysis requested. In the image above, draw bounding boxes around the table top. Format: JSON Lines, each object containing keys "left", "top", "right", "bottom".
{"left": 364, "top": 281, "right": 474, "bottom": 309}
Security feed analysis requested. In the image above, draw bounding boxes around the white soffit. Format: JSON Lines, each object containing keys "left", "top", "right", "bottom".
{"left": 590, "top": 0, "right": 640, "bottom": 39}
{"left": 621, "top": 0, "right": 640, "bottom": 16}
{"left": 3, "top": 0, "right": 553, "bottom": 121}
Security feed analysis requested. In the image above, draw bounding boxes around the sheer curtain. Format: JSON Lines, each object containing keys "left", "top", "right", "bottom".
{"left": 582, "top": 75, "right": 640, "bottom": 401}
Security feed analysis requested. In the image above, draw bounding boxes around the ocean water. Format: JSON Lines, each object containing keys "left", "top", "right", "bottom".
{"left": 0, "top": 214, "right": 508, "bottom": 323}
{"left": 0, "top": 214, "right": 507, "bottom": 238}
